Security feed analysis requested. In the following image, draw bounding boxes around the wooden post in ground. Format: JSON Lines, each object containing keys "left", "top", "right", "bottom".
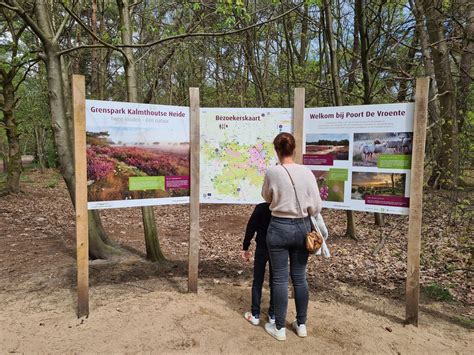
{"left": 290, "top": 87, "right": 305, "bottom": 299}
{"left": 293, "top": 88, "right": 305, "bottom": 164}
{"left": 72, "top": 74, "right": 89, "bottom": 317}
{"left": 405, "top": 77, "right": 430, "bottom": 326}
{"left": 188, "top": 87, "right": 200, "bottom": 293}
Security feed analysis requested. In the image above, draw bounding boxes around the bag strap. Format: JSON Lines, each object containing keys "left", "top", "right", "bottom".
{"left": 280, "top": 164, "right": 315, "bottom": 232}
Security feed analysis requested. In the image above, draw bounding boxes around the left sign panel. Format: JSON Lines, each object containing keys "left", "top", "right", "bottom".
{"left": 86, "top": 100, "right": 190, "bottom": 209}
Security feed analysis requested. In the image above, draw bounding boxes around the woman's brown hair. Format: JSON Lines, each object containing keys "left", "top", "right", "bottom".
{"left": 273, "top": 132, "right": 296, "bottom": 157}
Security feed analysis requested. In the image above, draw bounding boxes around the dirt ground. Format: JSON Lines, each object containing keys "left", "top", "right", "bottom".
{"left": 1, "top": 271, "right": 472, "bottom": 354}
{"left": 0, "top": 170, "right": 472, "bottom": 353}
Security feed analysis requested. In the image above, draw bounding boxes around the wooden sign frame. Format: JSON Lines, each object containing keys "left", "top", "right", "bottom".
{"left": 293, "top": 87, "right": 305, "bottom": 164}
{"left": 71, "top": 77, "right": 201, "bottom": 315}
{"left": 188, "top": 87, "right": 200, "bottom": 293}
{"left": 405, "top": 77, "right": 429, "bottom": 325}
{"left": 73, "top": 75, "right": 428, "bottom": 324}
{"left": 72, "top": 75, "right": 89, "bottom": 317}
{"left": 293, "top": 78, "right": 429, "bottom": 326}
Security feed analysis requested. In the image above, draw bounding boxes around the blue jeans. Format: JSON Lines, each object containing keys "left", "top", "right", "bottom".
{"left": 251, "top": 248, "right": 274, "bottom": 318}
{"left": 267, "top": 216, "right": 310, "bottom": 329}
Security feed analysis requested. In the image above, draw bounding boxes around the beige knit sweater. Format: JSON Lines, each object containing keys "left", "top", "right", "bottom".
{"left": 261, "top": 163, "right": 322, "bottom": 218}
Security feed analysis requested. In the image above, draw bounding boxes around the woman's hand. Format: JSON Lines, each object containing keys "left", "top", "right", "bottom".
{"left": 241, "top": 250, "right": 252, "bottom": 262}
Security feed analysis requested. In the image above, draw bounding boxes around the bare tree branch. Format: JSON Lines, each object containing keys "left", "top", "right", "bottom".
{"left": 0, "top": 0, "right": 50, "bottom": 45}
{"left": 61, "top": 3, "right": 127, "bottom": 58}
{"left": 53, "top": 12, "right": 71, "bottom": 43}
{"left": 14, "top": 59, "right": 39, "bottom": 93}
{"left": 58, "top": 3, "right": 304, "bottom": 56}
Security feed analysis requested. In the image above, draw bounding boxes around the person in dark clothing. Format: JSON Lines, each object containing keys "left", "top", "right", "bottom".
{"left": 242, "top": 202, "right": 275, "bottom": 326}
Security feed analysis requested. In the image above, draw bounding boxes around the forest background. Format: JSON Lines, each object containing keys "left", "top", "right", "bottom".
{"left": 0, "top": 0, "right": 472, "bottom": 280}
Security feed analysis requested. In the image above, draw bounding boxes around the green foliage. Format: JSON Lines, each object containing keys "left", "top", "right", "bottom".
{"left": 423, "top": 283, "right": 454, "bottom": 302}
{"left": 455, "top": 316, "right": 474, "bottom": 328}
{"left": 45, "top": 171, "right": 61, "bottom": 188}
{"left": 15, "top": 68, "right": 57, "bottom": 168}
{"left": 0, "top": 0, "right": 469, "bottom": 191}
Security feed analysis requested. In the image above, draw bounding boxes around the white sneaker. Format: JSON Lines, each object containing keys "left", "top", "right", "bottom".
{"left": 269, "top": 315, "right": 275, "bottom": 324}
{"left": 265, "top": 322, "right": 286, "bottom": 341}
{"left": 292, "top": 320, "right": 307, "bottom": 337}
{"left": 244, "top": 312, "right": 260, "bottom": 326}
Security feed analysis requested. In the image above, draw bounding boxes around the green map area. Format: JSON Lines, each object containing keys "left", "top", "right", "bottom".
{"left": 200, "top": 108, "right": 292, "bottom": 203}
{"left": 202, "top": 139, "right": 274, "bottom": 198}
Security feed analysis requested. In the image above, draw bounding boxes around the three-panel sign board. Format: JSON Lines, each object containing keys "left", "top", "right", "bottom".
{"left": 72, "top": 76, "right": 429, "bottom": 325}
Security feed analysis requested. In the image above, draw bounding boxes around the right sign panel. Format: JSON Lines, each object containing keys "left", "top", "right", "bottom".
{"left": 304, "top": 103, "right": 414, "bottom": 215}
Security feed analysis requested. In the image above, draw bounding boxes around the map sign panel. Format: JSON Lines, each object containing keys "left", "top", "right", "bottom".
{"left": 200, "top": 108, "right": 292, "bottom": 204}
{"left": 86, "top": 100, "right": 190, "bottom": 209}
{"left": 304, "top": 103, "right": 414, "bottom": 215}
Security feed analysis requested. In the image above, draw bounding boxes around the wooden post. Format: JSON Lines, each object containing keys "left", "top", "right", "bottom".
{"left": 293, "top": 88, "right": 305, "bottom": 164}
{"left": 188, "top": 87, "right": 200, "bottom": 293}
{"left": 405, "top": 77, "right": 430, "bottom": 326}
{"left": 72, "top": 75, "right": 89, "bottom": 317}
{"left": 289, "top": 87, "right": 306, "bottom": 299}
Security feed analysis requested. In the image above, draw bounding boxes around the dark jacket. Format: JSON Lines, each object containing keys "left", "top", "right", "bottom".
{"left": 242, "top": 203, "right": 272, "bottom": 251}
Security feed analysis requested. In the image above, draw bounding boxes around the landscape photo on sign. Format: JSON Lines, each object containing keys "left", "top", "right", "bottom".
{"left": 305, "top": 133, "right": 350, "bottom": 161}
{"left": 353, "top": 132, "right": 413, "bottom": 167}
{"left": 86, "top": 126, "right": 189, "bottom": 202}
{"left": 85, "top": 100, "right": 191, "bottom": 209}
{"left": 351, "top": 172, "right": 406, "bottom": 201}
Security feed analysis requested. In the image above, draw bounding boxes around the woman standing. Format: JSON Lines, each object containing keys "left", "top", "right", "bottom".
{"left": 261, "top": 132, "right": 322, "bottom": 341}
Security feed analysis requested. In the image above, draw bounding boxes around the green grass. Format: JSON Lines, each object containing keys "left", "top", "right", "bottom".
{"left": 0, "top": 169, "right": 44, "bottom": 188}
{"left": 455, "top": 316, "right": 474, "bottom": 328}
{"left": 20, "top": 173, "right": 33, "bottom": 183}
{"left": 45, "top": 170, "right": 62, "bottom": 188}
{"left": 423, "top": 282, "right": 454, "bottom": 302}
{"left": 0, "top": 173, "right": 6, "bottom": 189}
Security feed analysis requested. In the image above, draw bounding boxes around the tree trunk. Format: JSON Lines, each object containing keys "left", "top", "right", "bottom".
{"left": 345, "top": 210, "right": 357, "bottom": 239}
{"left": 419, "top": 0, "right": 459, "bottom": 189}
{"left": 347, "top": 10, "right": 360, "bottom": 94}
{"left": 456, "top": 0, "right": 474, "bottom": 137}
{"left": 34, "top": 126, "right": 46, "bottom": 172}
{"left": 117, "top": 0, "right": 166, "bottom": 262}
{"left": 0, "top": 133, "right": 6, "bottom": 174}
{"left": 397, "top": 35, "right": 418, "bottom": 102}
{"left": 2, "top": 1, "right": 123, "bottom": 259}
{"left": 2, "top": 75, "right": 22, "bottom": 193}
{"left": 243, "top": 34, "right": 266, "bottom": 106}
{"left": 298, "top": 3, "right": 309, "bottom": 67}
{"left": 1, "top": 155, "right": 7, "bottom": 173}
{"left": 412, "top": 0, "right": 441, "bottom": 187}
{"left": 374, "top": 213, "right": 385, "bottom": 227}
{"left": 90, "top": 0, "right": 100, "bottom": 99}
{"left": 87, "top": 210, "right": 123, "bottom": 259}
{"left": 142, "top": 206, "right": 166, "bottom": 262}
{"left": 323, "top": 1, "right": 342, "bottom": 105}
{"left": 323, "top": 0, "right": 358, "bottom": 240}
{"left": 355, "top": 0, "right": 384, "bottom": 225}
{"left": 355, "top": 0, "right": 372, "bottom": 104}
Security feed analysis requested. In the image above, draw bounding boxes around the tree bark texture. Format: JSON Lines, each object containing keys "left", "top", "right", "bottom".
{"left": 5, "top": 0, "right": 123, "bottom": 259}
{"left": 419, "top": 0, "right": 459, "bottom": 188}
{"left": 1, "top": 75, "right": 22, "bottom": 193}
{"left": 355, "top": 0, "right": 372, "bottom": 105}
{"left": 117, "top": 0, "right": 166, "bottom": 262}
{"left": 323, "top": 0, "right": 358, "bottom": 239}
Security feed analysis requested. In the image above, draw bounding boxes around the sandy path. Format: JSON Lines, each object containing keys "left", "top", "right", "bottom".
{"left": 1, "top": 278, "right": 471, "bottom": 354}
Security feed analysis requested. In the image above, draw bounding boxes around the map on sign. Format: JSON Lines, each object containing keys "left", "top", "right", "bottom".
{"left": 200, "top": 108, "right": 292, "bottom": 204}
